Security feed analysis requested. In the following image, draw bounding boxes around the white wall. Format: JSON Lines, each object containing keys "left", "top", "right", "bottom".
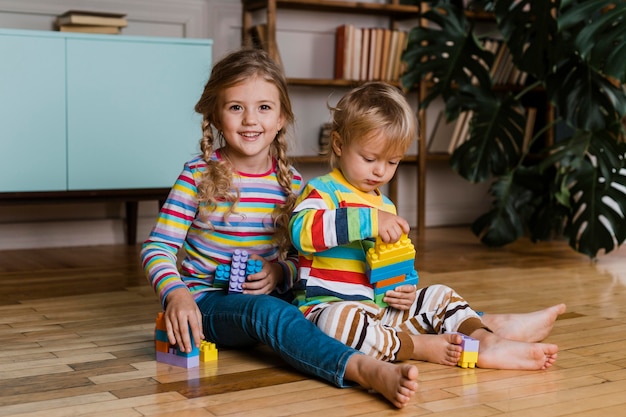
{"left": 0, "top": 0, "right": 489, "bottom": 250}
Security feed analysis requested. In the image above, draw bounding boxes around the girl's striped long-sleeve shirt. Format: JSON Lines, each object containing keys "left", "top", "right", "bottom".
{"left": 289, "top": 168, "right": 397, "bottom": 308}
{"left": 141, "top": 151, "right": 302, "bottom": 308}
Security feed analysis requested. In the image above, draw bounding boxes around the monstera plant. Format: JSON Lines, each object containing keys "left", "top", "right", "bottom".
{"left": 401, "top": 0, "right": 626, "bottom": 258}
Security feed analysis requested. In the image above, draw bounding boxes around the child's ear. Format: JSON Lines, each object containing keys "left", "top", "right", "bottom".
{"left": 331, "top": 131, "right": 343, "bottom": 156}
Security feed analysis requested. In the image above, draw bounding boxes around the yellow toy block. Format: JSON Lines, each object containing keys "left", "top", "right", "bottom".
{"left": 458, "top": 351, "right": 478, "bottom": 368}
{"left": 375, "top": 234, "right": 415, "bottom": 258}
{"left": 200, "top": 340, "right": 218, "bottom": 362}
{"left": 366, "top": 234, "right": 415, "bottom": 269}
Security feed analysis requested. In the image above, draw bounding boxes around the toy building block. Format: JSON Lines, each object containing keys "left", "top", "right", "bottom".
{"left": 228, "top": 249, "right": 249, "bottom": 293}
{"left": 373, "top": 270, "right": 419, "bottom": 296}
{"left": 200, "top": 340, "right": 218, "bottom": 362}
{"left": 365, "top": 234, "right": 418, "bottom": 307}
{"left": 213, "top": 250, "right": 263, "bottom": 293}
{"left": 155, "top": 312, "right": 218, "bottom": 368}
{"left": 449, "top": 332, "right": 480, "bottom": 368}
{"left": 366, "top": 234, "right": 415, "bottom": 271}
{"left": 213, "top": 263, "right": 231, "bottom": 289}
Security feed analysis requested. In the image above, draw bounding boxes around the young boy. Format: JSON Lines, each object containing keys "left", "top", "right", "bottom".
{"left": 289, "top": 81, "right": 563, "bottom": 370}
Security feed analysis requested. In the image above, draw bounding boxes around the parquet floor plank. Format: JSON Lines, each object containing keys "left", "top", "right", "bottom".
{"left": 1, "top": 227, "right": 625, "bottom": 416}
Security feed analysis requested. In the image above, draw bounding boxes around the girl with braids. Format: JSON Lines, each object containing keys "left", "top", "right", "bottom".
{"left": 141, "top": 49, "right": 419, "bottom": 409}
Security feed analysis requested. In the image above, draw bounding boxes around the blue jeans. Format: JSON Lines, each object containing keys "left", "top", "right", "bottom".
{"left": 197, "top": 291, "right": 358, "bottom": 387}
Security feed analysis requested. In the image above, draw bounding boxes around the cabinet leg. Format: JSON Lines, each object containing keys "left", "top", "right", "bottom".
{"left": 125, "top": 201, "right": 138, "bottom": 245}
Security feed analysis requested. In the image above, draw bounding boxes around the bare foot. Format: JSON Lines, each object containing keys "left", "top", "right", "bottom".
{"left": 471, "top": 329, "right": 559, "bottom": 370}
{"left": 481, "top": 303, "right": 566, "bottom": 342}
{"left": 345, "top": 353, "right": 419, "bottom": 408}
{"left": 410, "top": 333, "right": 463, "bottom": 366}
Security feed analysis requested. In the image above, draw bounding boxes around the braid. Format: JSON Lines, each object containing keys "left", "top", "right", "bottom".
{"left": 196, "top": 118, "right": 238, "bottom": 223}
{"left": 272, "top": 132, "right": 297, "bottom": 260}
{"left": 193, "top": 48, "right": 295, "bottom": 254}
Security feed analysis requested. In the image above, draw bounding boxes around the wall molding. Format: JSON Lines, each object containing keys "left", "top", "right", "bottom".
{"left": 0, "top": 0, "right": 210, "bottom": 37}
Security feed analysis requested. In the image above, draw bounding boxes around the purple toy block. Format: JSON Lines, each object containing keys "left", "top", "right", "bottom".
{"left": 229, "top": 249, "right": 249, "bottom": 293}
{"left": 156, "top": 350, "right": 200, "bottom": 368}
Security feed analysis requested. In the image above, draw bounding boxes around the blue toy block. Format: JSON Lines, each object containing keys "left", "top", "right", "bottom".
{"left": 214, "top": 263, "right": 231, "bottom": 289}
{"left": 367, "top": 259, "right": 415, "bottom": 283}
{"left": 373, "top": 270, "right": 419, "bottom": 295}
{"left": 214, "top": 250, "right": 264, "bottom": 293}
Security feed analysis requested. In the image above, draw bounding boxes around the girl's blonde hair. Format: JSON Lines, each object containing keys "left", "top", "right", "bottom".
{"left": 193, "top": 48, "right": 296, "bottom": 259}
{"left": 329, "top": 81, "right": 417, "bottom": 168}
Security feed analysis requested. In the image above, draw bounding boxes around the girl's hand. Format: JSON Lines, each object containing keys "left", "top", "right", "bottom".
{"left": 241, "top": 255, "right": 282, "bottom": 295}
{"left": 163, "top": 287, "right": 204, "bottom": 353}
{"left": 377, "top": 210, "right": 410, "bottom": 243}
{"left": 384, "top": 284, "right": 417, "bottom": 310}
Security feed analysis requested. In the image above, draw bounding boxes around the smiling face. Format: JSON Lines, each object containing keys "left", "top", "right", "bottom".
{"left": 215, "top": 75, "right": 285, "bottom": 173}
{"left": 333, "top": 130, "right": 405, "bottom": 194}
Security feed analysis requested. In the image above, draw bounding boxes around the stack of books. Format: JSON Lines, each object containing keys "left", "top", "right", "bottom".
{"left": 334, "top": 24, "right": 408, "bottom": 83}
{"left": 55, "top": 10, "right": 127, "bottom": 35}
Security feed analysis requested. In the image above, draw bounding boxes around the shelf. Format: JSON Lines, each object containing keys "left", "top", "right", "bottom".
{"left": 242, "top": 0, "right": 423, "bottom": 231}
{"left": 287, "top": 77, "right": 402, "bottom": 87}
{"left": 291, "top": 154, "right": 418, "bottom": 164}
{"left": 242, "top": 0, "right": 419, "bottom": 17}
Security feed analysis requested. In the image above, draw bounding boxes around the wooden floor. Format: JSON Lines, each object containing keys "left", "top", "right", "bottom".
{"left": 2, "top": 226, "right": 626, "bottom": 416}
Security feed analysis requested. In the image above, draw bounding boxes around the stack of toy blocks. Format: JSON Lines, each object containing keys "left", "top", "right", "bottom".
{"left": 365, "top": 233, "right": 419, "bottom": 307}
{"left": 455, "top": 332, "right": 479, "bottom": 368}
{"left": 213, "top": 249, "right": 263, "bottom": 293}
{"left": 154, "top": 312, "right": 218, "bottom": 368}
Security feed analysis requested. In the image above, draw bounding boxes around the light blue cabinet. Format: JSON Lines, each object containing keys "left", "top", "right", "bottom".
{"left": 0, "top": 32, "right": 67, "bottom": 192}
{"left": 0, "top": 29, "right": 212, "bottom": 192}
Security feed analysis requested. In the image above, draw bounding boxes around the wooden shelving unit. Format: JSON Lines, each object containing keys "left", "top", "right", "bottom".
{"left": 241, "top": 0, "right": 424, "bottom": 231}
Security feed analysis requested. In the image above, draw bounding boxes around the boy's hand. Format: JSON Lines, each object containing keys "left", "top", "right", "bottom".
{"left": 384, "top": 284, "right": 417, "bottom": 310}
{"left": 377, "top": 210, "right": 410, "bottom": 243}
{"left": 242, "top": 255, "right": 282, "bottom": 294}
{"left": 163, "top": 287, "right": 204, "bottom": 353}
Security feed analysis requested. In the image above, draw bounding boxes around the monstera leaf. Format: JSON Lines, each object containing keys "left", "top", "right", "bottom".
{"left": 401, "top": 0, "right": 626, "bottom": 256}
{"left": 450, "top": 93, "right": 526, "bottom": 183}
{"left": 471, "top": 167, "right": 536, "bottom": 246}
{"left": 401, "top": 3, "right": 493, "bottom": 111}
{"left": 548, "top": 58, "right": 626, "bottom": 132}
{"left": 543, "top": 130, "right": 626, "bottom": 258}
{"left": 495, "top": 0, "right": 560, "bottom": 81}
{"left": 559, "top": 0, "right": 626, "bottom": 83}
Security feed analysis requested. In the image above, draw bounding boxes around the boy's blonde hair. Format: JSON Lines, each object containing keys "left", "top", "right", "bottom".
{"left": 193, "top": 48, "right": 296, "bottom": 258}
{"left": 329, "top": 81, "right": 417, "bottom": 168}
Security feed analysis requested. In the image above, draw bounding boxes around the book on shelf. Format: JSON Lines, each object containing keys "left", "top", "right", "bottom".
{"left": 334, "top": 25, "right": 408, "bottom": 82}
{"left": 56, "top": 10, "right": 127, "bottom": 28}
{"left": 360, "top": 28, "right": 370, "bottom": 81}
{"left": 379, "top": 28, "right": 392, "bottom": 81}
{"left": 367, "top": 28, "right": 378, "bottom": 80}
{"left": 392, "top": 30, "right": 408, "bottom": 81}
{"left": 447, "top": 111, "right": 471, "bottom": 154}
{"left": 428, "top": 110, "right": 458, "bottom": 154}
{"left": 335, "top": 24, "right": 354, "bottom": 80}
{"left": 372, "top": 28, "right": 383, "bottom": 80}
{"left": 58, "top": 25, "right": 121, "bottom": 34}
{"left": 249, "top": 23, "right": 284, "bottom": 69}
{"left": 454, "top": 111, "right": 473, "bottom": 150}
{"left": 522, "top": 107, "right": 537, "bottom": 152}
{"left": 351, "top": 28, "right": 362, "bottom": 81}
{"left": 385, "top": 30, "right": 399, "bottom": 81}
